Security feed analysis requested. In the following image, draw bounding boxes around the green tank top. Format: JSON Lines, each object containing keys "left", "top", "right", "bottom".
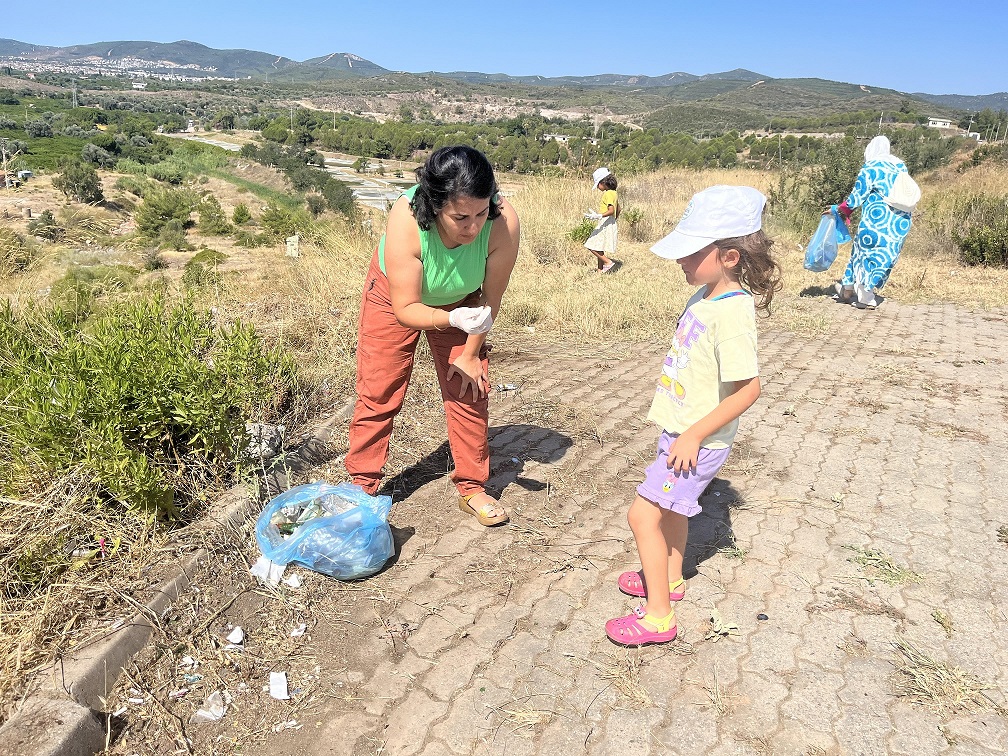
{"left": 378, "top": 185, "right": 492, "bottom": 306}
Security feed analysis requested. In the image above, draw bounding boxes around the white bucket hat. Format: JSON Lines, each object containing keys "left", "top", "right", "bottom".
{"left": 592, "top": 167, "right": 611, "bottom": 187}
{"left": 650, "top": 185, "right": 766, "bottom": 261}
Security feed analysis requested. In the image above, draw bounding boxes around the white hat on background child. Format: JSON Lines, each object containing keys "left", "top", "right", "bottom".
{"left": 592, "top": 167, "right": 611, "bottom": 187}
{"left": 651, "top": 185, "right": 766, "bottom": 261}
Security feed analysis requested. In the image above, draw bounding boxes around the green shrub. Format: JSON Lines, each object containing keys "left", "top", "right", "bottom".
{"left": 568, "top": 218, "right": 596, "bottom": 245}
{"left": 182, "top": 261, "right": 222, "bottom": 290}
{"left": 142, "top": 248, "right": 167, "bottom": 271}
{"left": 27, "top": 210, "right": 65, "bottom": 241}
{"left": 197, "top": 194, "right": 232, "bottom": 236}
{"left": 306, "top": 194, "right": 326, "bottom": 217}
{"left": 189, "top": 247, "right": 227, "bottom": 267}
{"left": 50, "top": 265, "right": 138, "bottom": 319}
{"left": 136, "top": 188, "right": 194, "bottom": 238}
{"left": 951, "top": 194, "right": 1008, "bottom": 267}
{"left": 232, "top": 203, "right": 252, "bottom": 225}
{"left": 234, "top": 229, "right": 272, "bottom": 248}
{"left": 157, "top": 218, "right": 193, "bottom": 251}
{"left": 259, "top": 203, "right": 298, "bottom": 240}
{"left": 114, "top": 174, "right": 153, "bottom": 198}
{"left": 0, "top": 296, "right": 297, "bottom": 518}
{"left": 621, "top": 207, "right": 647, "bottom": 242}
{"left": 52, "top": 160, "right": 104, "bottom": 204}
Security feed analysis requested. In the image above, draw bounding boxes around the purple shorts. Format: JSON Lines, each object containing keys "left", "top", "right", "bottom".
{"left": 636, "top": 431, "right": 732, "bottom": 517}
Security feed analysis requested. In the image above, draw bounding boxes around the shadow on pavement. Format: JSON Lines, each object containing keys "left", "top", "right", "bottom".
{"left": 683, "top": 477, "right": 745, "bottom": 578}
{"left": 379, "top": 424, "right": 573, "bottom": 502}
{"left": 799, "top": 284, "right": 835, "bottom": 298}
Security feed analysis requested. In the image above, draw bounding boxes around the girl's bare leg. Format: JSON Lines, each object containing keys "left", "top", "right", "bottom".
{"left": 660, "top": 510, "right": 688, "bottom": 585}
{"left": 627, "top": 495, "right": 672, "bottom": 622}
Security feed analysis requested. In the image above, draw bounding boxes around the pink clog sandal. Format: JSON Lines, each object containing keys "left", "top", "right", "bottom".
{"left": 605, "top": 606, "right": 678, "bottom": 647}
{"left": 618, "top": 571, "right": 685, "bottom": 601}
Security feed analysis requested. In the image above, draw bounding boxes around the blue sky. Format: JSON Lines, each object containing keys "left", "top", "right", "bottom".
{"left": 3, "top": 0, "right": 1004, "bottom": 95}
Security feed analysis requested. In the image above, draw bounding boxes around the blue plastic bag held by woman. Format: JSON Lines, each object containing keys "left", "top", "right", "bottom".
{"left": 804, "top": 207, "right": 851, "bottom": 272}
{"left": 255, "top": 482, "right": 394, "bottom": 580}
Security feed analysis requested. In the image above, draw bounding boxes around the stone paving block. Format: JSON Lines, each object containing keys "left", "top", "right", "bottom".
{"left": 598, "top": 706, "right": 663, "bottom": 754}
{"left": 740, "top": 628, "right": 800, "bottom": 677}
{"left": 407, "top": 606, "right": 479, "bottom": 658}
{"left": 942, "top": 712, "right": 1008, "bottom": 753}
{"left": 652, "top": 694, "right": 721, "bottom": 755}
{"left": 431, "top": 523, "right": 486, "bottom": 557}
{"left": 536, "top": 717, "right": 595, "bottom": 754}
{"left": 779, "top": 667, "right": 844, "bottom": 732}
{"left": 317, "top": 711, "right": 383, "bottom": 756}
{"left": 421, "top": 639, "right": 487, "bottom": 701}
{"left": 887, "top": 701, "right": 949, "bottom": 756}
{"left": 484, "top": 631, "right": 551, "bottom": 689}
{"left": 363, "top": 651, "right": 435, "bottom": 716}
{"left": 428, "top": 680, "right": 510, "bottom": 754}
{"left": 381, "top": 690, "right": 450, "bottom": 756}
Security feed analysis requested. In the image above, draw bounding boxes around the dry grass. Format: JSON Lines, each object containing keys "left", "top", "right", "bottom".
{"left": 932, "top": 609, "right": 954, "bottom": 638}
{"left": 587, "top": 649, "right": 653, "bottom": 707}
{"left": 892, "top": 637, "right": 1004, "bottom": 716}
{"left": 844, "top": 545, "right": 923, "bottom": 587}
{"left": 0, "top": 474, "right": 168, "bottom": 720}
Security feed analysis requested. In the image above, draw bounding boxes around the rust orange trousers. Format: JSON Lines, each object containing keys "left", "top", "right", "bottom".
{"left": 345, "top": 251, "right": 490, "bottom": 497}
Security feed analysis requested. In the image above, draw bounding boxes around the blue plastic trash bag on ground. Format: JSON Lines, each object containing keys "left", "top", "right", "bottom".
{"left": 804, "top": 207, "right": 852, "bottom": 272}
{"left": 255, "top": 482, "right": 393, "bottom": 580}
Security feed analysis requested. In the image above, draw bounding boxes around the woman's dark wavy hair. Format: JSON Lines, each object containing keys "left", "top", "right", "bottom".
{"left": 410, "top": 145, "right": 501, "bottom": 230}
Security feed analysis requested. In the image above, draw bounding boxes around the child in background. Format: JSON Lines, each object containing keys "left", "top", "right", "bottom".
{"left": 584, "top": 167, "right": 619, "bottom": 273}
{"left": 606, "top": 185, "right": 782, "bottom": 646}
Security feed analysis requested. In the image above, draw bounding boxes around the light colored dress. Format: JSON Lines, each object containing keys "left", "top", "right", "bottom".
{"left": 840, "top": 156, "right": 913, "bottom": 292}
{"left": 585, "top": 189, "right": 618, "bottom": 255}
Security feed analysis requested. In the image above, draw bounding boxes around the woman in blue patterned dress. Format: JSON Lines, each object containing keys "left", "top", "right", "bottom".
{"left": 832, "top": 136, "right": 914, "bottom": 309}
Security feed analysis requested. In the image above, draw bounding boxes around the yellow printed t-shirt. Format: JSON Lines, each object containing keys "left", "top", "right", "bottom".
{"left": 646, "top": 288, "right": 758, "bottom": 449}
{"left": 598, "top": 189, "right": 617, "bottom": 216}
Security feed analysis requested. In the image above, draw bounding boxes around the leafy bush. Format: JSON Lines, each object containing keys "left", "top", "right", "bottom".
{"left": 182, "top": 260, "right": 222, "bottom": 290}
{"left": 306, "top": 194, "right": 326, "bottom": 217}
{"left": 114, "top": 174, "right": 153, "bottom": 198}
{"left": 621, "top": 207, "right": 647, "bottom": 242}
{"left": 196, "top": 194, "right": 232, "bottom": 236}
{"left": 24, "top": 119, "right": 52, "bottom": 138}
{"left": 259, "top": 203, "right": 299, "bottom": 240}
{"left": 142, "top": 248, "right": 168, "bottom": 271}
{"left": 27, "top": 210, "right": 65, "bottom": 241}
{"left": 189, "top": 247, "right": 228, "bottom": 267}
{"left": 136, "top": 188, "right": 194, "bottom": 238}
{"left": 50, "top": 265, "right": 138, "bottom": 318}
{"left": 52, "top": 160, "right": 104, "bottom": 204}
{"left": 0, "top": 296, "right": 296, "bottom": 517}
{"left": 568, "top": 218, "right": 596, "bottom": 245}
{"left": 950, "top": 194, "right": 1008, "bottom": 267}
{"left": 232, "top": 203, "right": 251, "bottom": 225}
{"left": 234, "top": 229, "right": 272, "bottom": 248}
{"left": 157, "top": 218, "right": 194, "bottom": 251}
{"left": 81, "top": 142, "right": 116, "bottom": 168}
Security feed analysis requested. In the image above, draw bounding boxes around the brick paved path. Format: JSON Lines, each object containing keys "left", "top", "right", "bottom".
{"left": 319, "top": 302, "right": 1008, "bottom": 756}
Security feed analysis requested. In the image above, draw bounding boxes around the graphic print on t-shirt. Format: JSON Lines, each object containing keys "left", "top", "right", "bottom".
{"left": 657, "top": 308, "right": 707, "bottom": 406}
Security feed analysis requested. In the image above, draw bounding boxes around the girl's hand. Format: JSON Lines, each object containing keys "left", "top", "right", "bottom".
{"left": 447, "top": 354, "right": 488, "bottom": 400}
{"left": 667, "top": 431, "right": 701, "bottom": 474}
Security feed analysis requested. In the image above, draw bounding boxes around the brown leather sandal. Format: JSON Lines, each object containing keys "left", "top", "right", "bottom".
{"left": 458, "top": 493, "right": 509, "bottom": 527}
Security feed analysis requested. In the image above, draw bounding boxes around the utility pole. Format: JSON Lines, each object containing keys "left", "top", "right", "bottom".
{"left": 290, "top": 105, "right": 294, "bottom": 129}
{"left": 878, "top": 111, "right": 883, "bottom": 133}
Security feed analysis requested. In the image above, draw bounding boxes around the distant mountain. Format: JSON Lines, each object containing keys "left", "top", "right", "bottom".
{"left": 913, "top": 91, "right": 1008, "bottom": 111}
{"left": 0, "top": 36, "right": 1000, "bottom": 112}
{"left": 301, "top": 52, "right": 389, "bottom": 77}
{"left": 0, "top": 38, "right": 382, "bottom": 80}
{"left": 699, "top": 69, "right": 765, "bottom": 82}
{"left": 431, "top": 70, "right": 702, "bottom": 87}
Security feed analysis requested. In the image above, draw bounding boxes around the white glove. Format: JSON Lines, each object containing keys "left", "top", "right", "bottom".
{"left": 584, "top": 210, "right": 602, "bottom": 220}
{"left": 448, "top": 305, "right": 493, "bottom": 334}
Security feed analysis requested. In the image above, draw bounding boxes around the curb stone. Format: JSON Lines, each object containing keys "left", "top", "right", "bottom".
{"left": 0, "top": 401, "right": 355, "bottom": 756}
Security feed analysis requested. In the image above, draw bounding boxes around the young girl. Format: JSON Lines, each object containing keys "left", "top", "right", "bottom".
{"left": 584, "top": 167, "right": 619, "bottom": 273}
{"left": 605, "top": 185, "right": 782, "bottom": 646}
